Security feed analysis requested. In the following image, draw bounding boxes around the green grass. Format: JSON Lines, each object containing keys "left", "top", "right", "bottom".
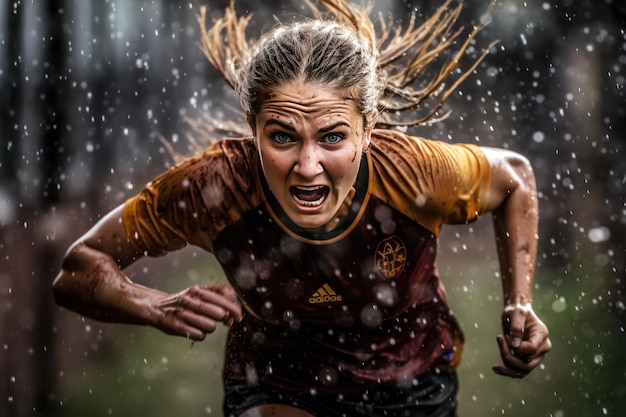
{"left": 57, "top": 322, "right": 228, "bottom": 416}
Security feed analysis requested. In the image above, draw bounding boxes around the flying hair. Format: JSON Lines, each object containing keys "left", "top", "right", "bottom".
{"left": 197, "top": 0, "right": 497, "bottom": 130}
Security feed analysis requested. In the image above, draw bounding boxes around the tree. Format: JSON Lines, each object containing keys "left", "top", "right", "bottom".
{"left": 0, "top": 0, "right": 69, "bottom": 415}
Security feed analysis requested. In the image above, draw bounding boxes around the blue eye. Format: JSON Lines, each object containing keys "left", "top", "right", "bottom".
{"left": 323, "top": 133, "right": 344, "bottom": 144}
{"left": 272, "top": 132, "right": 292, "bottom": 144}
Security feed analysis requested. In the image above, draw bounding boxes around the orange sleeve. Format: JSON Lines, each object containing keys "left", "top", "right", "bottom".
{"left": 122, "top": 138, "right": 262, "bottom": 256}
{"left": 370, "top": 130, "right": 491, "bottom": 234}
{"left": 121, "top": 153, "right": 212, "bottom": 256}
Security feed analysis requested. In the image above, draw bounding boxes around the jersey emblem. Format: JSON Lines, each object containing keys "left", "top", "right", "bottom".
{"left": 309, "top": 283, "right": 343, "bottom": 304}
{"left": 375, "top": 236, "right": 407, "bottom": 280}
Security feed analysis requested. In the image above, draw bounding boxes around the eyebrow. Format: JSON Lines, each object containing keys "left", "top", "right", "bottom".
{"left": 264, "top": 119, "right": 295, "bottom": 131}
{"left": 263, "top": 119, "right": 351, "bottom": 133}
{"left": 318, "top": 121, "right": 351, "bottom": 133}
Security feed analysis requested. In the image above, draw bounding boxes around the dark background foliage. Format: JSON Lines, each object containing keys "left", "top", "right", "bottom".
{"left": 1, "top": 1, "right": 624, "bottom": 416}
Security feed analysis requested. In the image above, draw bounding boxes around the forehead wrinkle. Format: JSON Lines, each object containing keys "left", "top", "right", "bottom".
{"left": 263, "top": 96, "right": 353, "bottom": 114}
{"left": 261, "top": 96, "right": 357, "bottom": 126}
{"left": 258, "top": 82, "right": 361, "bottom": 132}
{"left": 261, "top": 104, "right": 355, "bottom": 133}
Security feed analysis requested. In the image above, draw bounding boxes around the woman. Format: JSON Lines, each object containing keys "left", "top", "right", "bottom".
{"left": 53, "top": 1, "right": 551, "bottom": 416}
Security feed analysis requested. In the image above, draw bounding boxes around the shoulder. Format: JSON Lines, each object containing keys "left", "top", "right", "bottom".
{"left": 136, "top": 136, "right": 262, "bottom": 220}
{"left": 123, "top": 137, "right": 261, "bottom": 252}
{"left": 371, "top": 129, "right": 485, "bottom": 160}
{"left": 207, "top": 136, "right": 257, "bottom": 158}
{"left": 368, "top": 129, "right": 491, "bottom": 231}
{"left": 154, "top": 137, "right": 257, "bottom": 188}
{"left": 184, "top": 137, "right": 257, "bottom": 170}
{"left": 370, "top": 129, "right": 420, "bottom": 154}
{"left": 370, "top": 129, "right": 489, "bottom": 182}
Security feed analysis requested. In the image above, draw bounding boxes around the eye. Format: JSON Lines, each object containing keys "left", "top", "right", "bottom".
{"left": 271, "top": 132, "right": 293, "bottom": 144}
{"left": 322, "top": 133, "right": 344, "bottom": 144}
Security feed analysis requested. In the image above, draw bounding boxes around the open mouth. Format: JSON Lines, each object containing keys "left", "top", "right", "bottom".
{"left": 290, "top": 185, "right": 329, "bottom": 207}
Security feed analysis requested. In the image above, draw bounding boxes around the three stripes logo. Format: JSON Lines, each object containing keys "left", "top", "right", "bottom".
{"left": 308, "top": 283, "right": 343, "bottom": 304}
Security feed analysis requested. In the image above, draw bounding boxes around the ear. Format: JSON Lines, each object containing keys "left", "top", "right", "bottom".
{"left": 363, "top": 110, "right": 377, "bottom": 148}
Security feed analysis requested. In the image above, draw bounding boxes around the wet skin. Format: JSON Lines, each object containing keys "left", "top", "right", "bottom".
{"left": 250, "top": 81, "right": 371, "bottom": 233}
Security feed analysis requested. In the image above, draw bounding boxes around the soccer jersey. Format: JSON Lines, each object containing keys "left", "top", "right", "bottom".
{"left": 122, "top": 129, "right": 491, "bottom": 393}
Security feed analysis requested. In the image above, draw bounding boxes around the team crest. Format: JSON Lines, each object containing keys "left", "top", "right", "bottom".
{"left": 375, "top": 236, "right": 407, "bottom": 280}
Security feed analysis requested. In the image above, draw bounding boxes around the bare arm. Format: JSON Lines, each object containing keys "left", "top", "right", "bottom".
{"left": 481, "top": 147, "right": 551, "bottom": 378}
{"left": 52, "top": 204, "right": 242, "bottom": 341}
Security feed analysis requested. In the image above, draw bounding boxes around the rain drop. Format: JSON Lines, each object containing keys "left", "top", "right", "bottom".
{"left": 552, "top": 297, "right": 566, "bottom": 313}
{"left": 532, "top": 131, "right": 545, "bottom": 143}
{"left": 587, "top": 226, "right": 610, "bottom": 243}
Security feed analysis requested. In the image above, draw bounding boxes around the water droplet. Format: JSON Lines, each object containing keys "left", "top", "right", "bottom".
{"left": 588, "top": 226, "right": 610, "bottom": 243}
{"left": 360, "top": 304, "right": 383, "bottom": 328}
{"left": 532, "top": 131, "right": 545, "bottom": 143}
{"left": 552, "top": 296, "right": 566, "bottom": 313}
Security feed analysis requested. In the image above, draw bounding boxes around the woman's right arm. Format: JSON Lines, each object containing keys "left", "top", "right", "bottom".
{"left": 52, "top": 204, "right": 242, "bottom": 341}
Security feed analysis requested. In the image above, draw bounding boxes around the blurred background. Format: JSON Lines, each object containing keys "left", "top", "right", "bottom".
{"left": 1, "top": 0, "right": 624, "bottom": 416}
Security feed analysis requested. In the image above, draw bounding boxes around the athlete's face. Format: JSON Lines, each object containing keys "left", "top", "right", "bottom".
{"left": 251, "top": 81, "right": 370, "bottom": 232}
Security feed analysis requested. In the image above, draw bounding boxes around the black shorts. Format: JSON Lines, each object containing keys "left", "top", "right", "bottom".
{"left": 223, "top": 368, "right": 458, "bottom": 417}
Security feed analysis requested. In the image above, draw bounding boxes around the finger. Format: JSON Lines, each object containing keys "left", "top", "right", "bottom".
{"left": 183, "top": 286, "right": 242, "bottom": 322}
{"left": 513, "top": 315, "right": 551, "bottom": 357}
{"left": 515, "top": 336, "right": 552, "bottom": 359}
{"left": 165, "top": 318, "right": 209, "bottom": 341}
{"left": 514, "top": 338, "right": 542, "bottom": 357}
{"left": 492, "top": 364, "right": 527, "bottom": 378}
{"left": 157, "top": 292, "right": 226, "bottom": 340}
{"left": 182, "top": 294, "right": 233, "bottom": 323}
{"left": 195, "top": 285, "right": 243, "bottom": 322}
{"left": 498, "top": 353, "right": 548, "bottom": 380}
{"left": 210, "top": 282, "right": 239, "bottom": 301}
{"left": 493, "top": 334, "right": 528, "bottom": 378}
{"left": 176, "top": 309, "right": 218, "bottom": 334}
{"left": 496, "top": 334, "right": 549, "bottom": 377}
{"left": 504, "top": 308, "right": 528, "bottom": 349}
{"left": 492, "top": 357, "right": 546, "bottom": 378}
{"left": 497, "top": 334, "right": 521, "bottom": 365}
{"left": 526, "top": 315, "right": 550, "bottom": 344}
{"left": 495, "top": 335, "right": 533, "bottom": 374}
{"left": 159, "top": 293, "right": 225, "bottom": 333}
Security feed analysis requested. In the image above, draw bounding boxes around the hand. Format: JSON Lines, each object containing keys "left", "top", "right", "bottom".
{"left": 493, "top": 303, "right": 551, "bottom": 378}
{"left": 152, "top": 282, "right": 243, "bottom": 341}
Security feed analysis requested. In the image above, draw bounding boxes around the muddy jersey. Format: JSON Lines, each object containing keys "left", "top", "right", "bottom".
{"left": 122, "top": 129, "right": 492, "bottom": 393}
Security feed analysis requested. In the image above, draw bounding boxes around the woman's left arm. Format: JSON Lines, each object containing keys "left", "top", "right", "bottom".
{"left": 480, "top": 147, "right": 552, "bottom": 378}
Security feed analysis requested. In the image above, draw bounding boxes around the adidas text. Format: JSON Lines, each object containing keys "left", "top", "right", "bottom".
{"left": 309, "top": 294, "right": 343, "bottom": 304}
{"left": 308, "top": 283, "right": 343, "bottom": 304}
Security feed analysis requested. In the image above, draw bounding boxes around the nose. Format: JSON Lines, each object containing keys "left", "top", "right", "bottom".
{"left": 293, "top": 142, "right": 323, "bottom": 178}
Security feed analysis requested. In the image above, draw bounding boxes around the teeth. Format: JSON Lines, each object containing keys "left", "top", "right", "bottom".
{"left": 292, "top": 185, "right": 326, "bottom": 207}
{"left": 296, "top": 185, "right": 324, "bottom": 191}
{"left": 293, "top": 195, "right": 325, "bottom": 207}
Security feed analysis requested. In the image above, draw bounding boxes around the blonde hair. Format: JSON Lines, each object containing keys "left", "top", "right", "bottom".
{"left": 197, "top": 0, "right": 496, "bottom": 129}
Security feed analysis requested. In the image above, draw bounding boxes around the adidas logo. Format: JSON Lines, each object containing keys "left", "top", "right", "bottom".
{"left": 308, "top": 283, "right": 343, "bottom": 304}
